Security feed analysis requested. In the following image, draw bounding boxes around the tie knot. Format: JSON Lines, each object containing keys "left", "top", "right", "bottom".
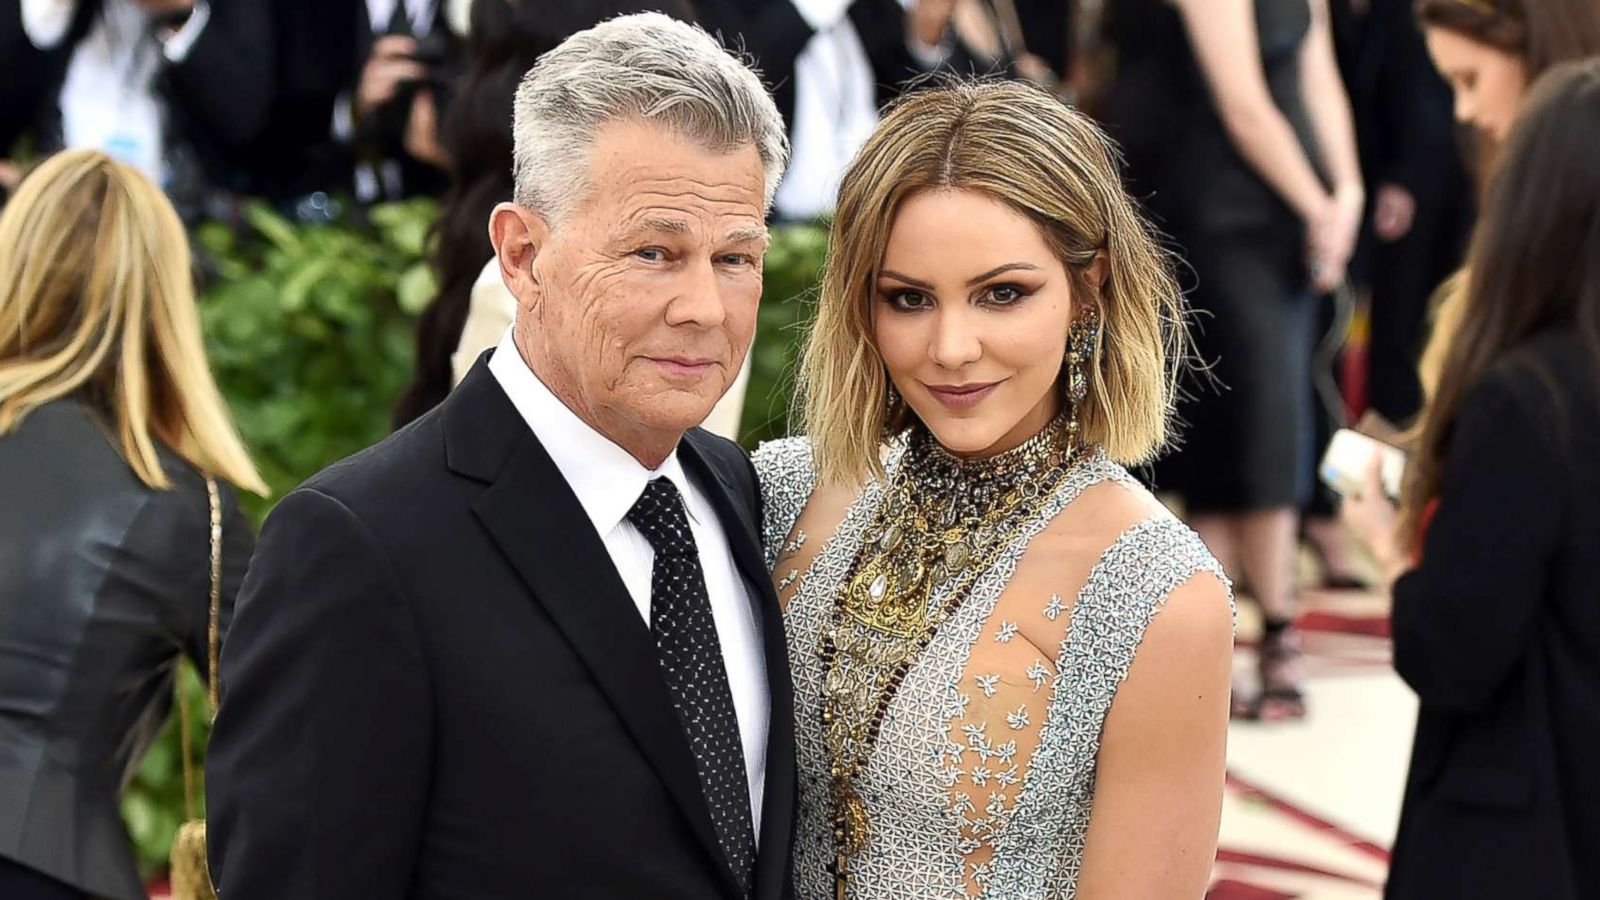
{"left": 627, "top": 477, "right": 697, "bottom": 559}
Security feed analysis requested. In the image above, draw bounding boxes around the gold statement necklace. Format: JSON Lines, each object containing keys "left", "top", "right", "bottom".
{"left": 820, "top": 411, "right": 1081, "bottom": 898}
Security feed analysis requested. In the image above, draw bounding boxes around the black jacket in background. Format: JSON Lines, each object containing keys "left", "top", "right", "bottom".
{"left": 0, "top": 400, "right": 253, "bottom": 900}
{"left": 1387, "top": 331, "right": 1600, "bottom": 899}
{"left": 0, "top": 0, "right": 274, "bottom": 193}
{"left": 206, "top": 355, "right": 797, "bottom": 899}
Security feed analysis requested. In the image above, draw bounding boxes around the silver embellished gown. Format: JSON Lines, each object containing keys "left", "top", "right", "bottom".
{"left": 753, "top": 436, "right": 1229, "bottom": 899}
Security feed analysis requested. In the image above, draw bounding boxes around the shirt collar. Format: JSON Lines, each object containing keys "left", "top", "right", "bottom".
{"left": 487, "top": 329, "right": 700, "bottom": 537}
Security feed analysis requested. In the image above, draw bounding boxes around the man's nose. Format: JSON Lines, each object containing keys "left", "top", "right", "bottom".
{"left": 664, "top": 257, "right": 729, "bottom": 329}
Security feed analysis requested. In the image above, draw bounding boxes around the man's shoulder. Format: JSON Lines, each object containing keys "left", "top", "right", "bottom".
{"left": 683, "top": 427, "right": 758, "bottom": 510}
{"left": 297, "top": 407, "right": 449, "bottom": 516}
{"left": 684, "top": 426, "right": 750, "bottom": 472}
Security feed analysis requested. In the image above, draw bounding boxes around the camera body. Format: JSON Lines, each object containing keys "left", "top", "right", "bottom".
{"left": 360, "top": 30, "right": 460, "bottom": 158}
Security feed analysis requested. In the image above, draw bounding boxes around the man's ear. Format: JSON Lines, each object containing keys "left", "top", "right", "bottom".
{"left": 489, "top": 202, "right": 551, "bottom": 317}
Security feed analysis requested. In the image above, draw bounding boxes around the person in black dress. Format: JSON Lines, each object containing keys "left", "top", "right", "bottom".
{"left": 1101, "top": 0, "right": 1364, "bottom": 719}
{"left": 1343, "top": 59, "right": 1600, "bottom": 900}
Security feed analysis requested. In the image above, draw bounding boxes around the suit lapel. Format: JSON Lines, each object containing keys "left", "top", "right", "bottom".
{"left": 680, "top": 433, "right": 797, "bottom": 900}
{"left": 447, "top": 364, "right": 744, "bottom": 899}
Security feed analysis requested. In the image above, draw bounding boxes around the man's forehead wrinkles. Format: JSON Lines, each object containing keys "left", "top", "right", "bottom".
{"left": 615, "top": 204, "right": 763, "bottom": 235}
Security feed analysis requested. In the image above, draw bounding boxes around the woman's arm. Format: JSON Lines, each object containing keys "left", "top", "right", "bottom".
{"left": 1298, "top": 0, "right": 1364, "bottom": 285}
{"left": 1076, "top": 571, "right": 1233, "bottom": 899}
{"left": 1299, "top": 0, "right": 1362, "bottom": 198}
{"left": 1170, "top": 0, "right": 1330, "bottom": 223}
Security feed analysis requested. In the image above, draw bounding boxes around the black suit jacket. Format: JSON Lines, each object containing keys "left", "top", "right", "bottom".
{"left": 1385, "top": 332, "right": 1600, "bottom": 899}
{"left": 206, "top": 356, "right": 796, "bottom": 899}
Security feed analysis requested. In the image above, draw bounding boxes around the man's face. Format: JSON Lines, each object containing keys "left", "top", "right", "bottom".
{"left": 497, "top": 119, "right": 768, "bottom": 462}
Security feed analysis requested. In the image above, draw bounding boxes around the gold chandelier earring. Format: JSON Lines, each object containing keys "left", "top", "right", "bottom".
{"left": 882, "top": 378, "right": 904, "bottom": 437}
{"left": 1065, "top": 308, "right": 1101, "bottom": 439}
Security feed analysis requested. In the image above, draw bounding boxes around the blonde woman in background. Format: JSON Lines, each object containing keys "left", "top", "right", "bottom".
{"left": 755, "top": 81, "right": 1233, "bottom": 899}
{"left": 0, "top": 150, "right": 264, "bottom": 900}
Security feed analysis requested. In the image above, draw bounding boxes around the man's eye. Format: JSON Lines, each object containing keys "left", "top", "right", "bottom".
{"left": 635, "top": 248, "right": 667, "bottom": 262}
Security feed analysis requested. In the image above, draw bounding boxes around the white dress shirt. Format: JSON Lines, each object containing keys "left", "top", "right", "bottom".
{"left": 23, "top": 0, "right": 212, "bottom": 181}
{"left": 487, "top": 329, "right": 770, "bottom": 837}
{"left": 775, "top": 0, "right": 950, "bottom": 221}
{"left": 774, "top": 2, "right": 879, "bottom": 221}
{"left": 365, "top": 0, "right": 437, "bottom": 32}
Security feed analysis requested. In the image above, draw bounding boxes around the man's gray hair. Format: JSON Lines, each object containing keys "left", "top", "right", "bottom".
{"left": 511, "top": 13, "right": 789, "bottom": 222}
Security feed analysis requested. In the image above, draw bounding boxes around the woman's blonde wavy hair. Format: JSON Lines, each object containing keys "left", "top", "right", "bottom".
{"left": 797, "top": 79, "right": 1188, "bottom": 487}
{"left": 0, "top": 150, "right": 266, "bottom": 495}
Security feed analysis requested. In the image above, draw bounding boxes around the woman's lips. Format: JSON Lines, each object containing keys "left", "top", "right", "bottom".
{"left": 924, "top": 380, "right": 1001, "bottom": 411}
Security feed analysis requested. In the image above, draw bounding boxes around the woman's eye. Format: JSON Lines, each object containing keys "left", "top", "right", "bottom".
{"left": 983, "top": 284, "right": 1028, "bottom": 306}
{"left": 886, "top": 290, "right": 933, "bottom": 311}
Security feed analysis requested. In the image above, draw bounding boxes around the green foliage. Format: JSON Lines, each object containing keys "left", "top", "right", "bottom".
{"left": 192, "top": 199, "right": 436, "bottom": 521}
{"left": 121, "top": 667, "right": 208, "bottom": 876}
{"left": 121, "top": 199, "right": 435, "bottom": 875}
{"left": 739, "top": 224, "right": 828, "bottom": 448}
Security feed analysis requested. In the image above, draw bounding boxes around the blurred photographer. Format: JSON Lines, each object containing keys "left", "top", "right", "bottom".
{"left": 249, "top": 0, "right": 461, "bottom": 212}
{"left": 347, "top": 0, "right": 458, "bottom": 201}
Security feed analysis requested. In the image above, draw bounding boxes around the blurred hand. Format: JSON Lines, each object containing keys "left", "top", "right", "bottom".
{"left": 404, "top": 89, "right": 450, "bottom": 169}
{"left": 908, "top": 0, "right": 958, "bottom": 47}
{"left": 0, "top": 160, "right": 21, "bottom": 193}
{"left": 1014, "top": 52, "right": 1058, "bottom": 88}
{"left": 1340, "top": 453, "right": 1405, "bottom": 583}
{"left": 134, "top": 0, "right": 195, "bottom": 14}
{"left": 356, "top": 36, "right": 425, "bottom": 121}
{"left": 1307, "top": 184, "right": 1363, "bottom": 293}
{"left": 1372, "top": 183, "right": 1417, "bottom": 243}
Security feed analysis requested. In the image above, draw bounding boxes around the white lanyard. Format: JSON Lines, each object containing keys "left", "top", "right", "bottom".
{"left": 60, "top": 0, "right": 165, "bottom": 179}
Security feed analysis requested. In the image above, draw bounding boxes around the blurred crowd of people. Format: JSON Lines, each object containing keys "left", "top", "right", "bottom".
{"left": 0, "top": 0, "right": 1080, "bottom": 217}
{"left": 4, "top": 1, "right": 1600, "bottom": 897}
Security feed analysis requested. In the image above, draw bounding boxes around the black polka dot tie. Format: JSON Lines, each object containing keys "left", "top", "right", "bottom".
{"left": 627, "top": 477, "right": 756, "bottom": 894}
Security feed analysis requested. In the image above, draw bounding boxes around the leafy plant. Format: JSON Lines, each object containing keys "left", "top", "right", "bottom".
{"left": 739, "top": 223, "right": 828, "bottom": 448}
{"left": 192, "top": 199, "right": 436, "bottom": 520}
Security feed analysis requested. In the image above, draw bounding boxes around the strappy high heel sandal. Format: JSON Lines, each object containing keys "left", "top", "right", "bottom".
{"left": 1253, "top": 616, "right": 1307, "bottom": 722}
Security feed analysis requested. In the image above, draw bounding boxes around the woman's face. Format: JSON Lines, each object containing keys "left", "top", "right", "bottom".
{"left": 1425, "top": 25, "right": 1531, "bottom": 141}
{"left": 872, "top": 188, "right": 1099, "bottom": 458}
